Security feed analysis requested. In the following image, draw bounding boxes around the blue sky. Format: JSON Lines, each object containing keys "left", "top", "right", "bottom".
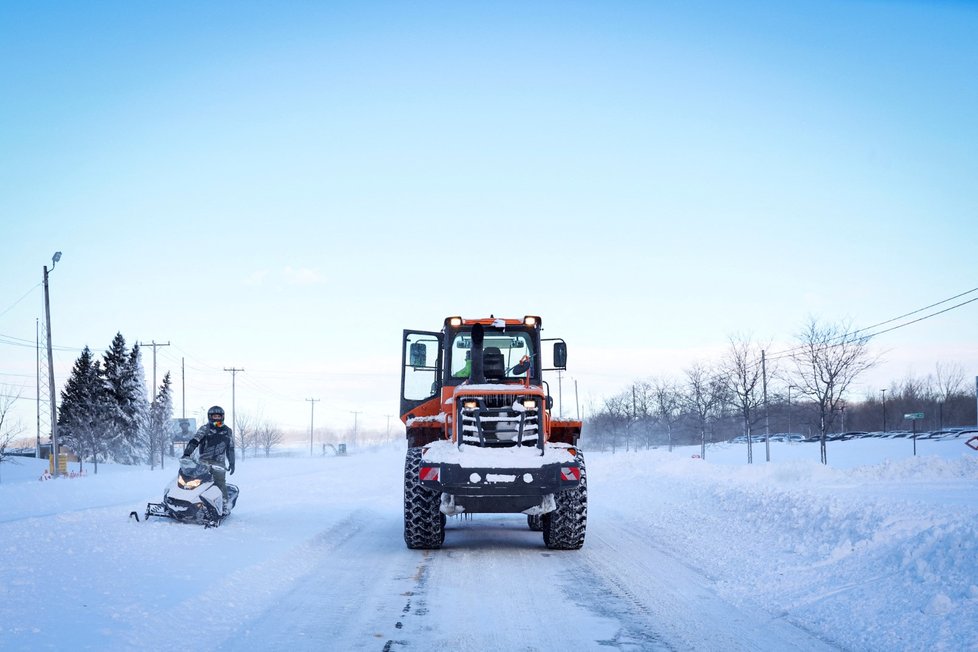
{"left": 1, "top": 1, "right": 976, "bottom": 438}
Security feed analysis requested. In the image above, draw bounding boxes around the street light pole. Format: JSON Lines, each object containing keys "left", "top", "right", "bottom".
{"left": 43, "top": 252, "right": 62, "bottom": 477}
{"left": 350, "top": 411, "right": 361, "bottom": 448}
{"left": 306, "top": 398, "right": 319, "bottom": 457}
{"left": 224, "top": 367, "right": 244, "bottom": 451}
{"left": 787, "top": 385, "right": 794, "bottom": 436}
{"left": 880, "top": 388, "right": 887, "bottom": 433}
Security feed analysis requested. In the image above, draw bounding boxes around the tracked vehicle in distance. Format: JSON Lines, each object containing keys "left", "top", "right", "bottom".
{"left": 400, "top": 315, "right": 586, "bottom": 550}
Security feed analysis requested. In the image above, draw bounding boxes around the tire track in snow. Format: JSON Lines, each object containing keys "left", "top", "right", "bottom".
{"left": 578, "top": 516, "right": 843, "bottom": 652}
{"left": 383, "top": 551, "right": 432, "bottom": 651}
{"left": 120, "top": 508, "right": 384, "bottom": 651}
{"left": 212, "top": 509, "right": 421, "bottom": 651}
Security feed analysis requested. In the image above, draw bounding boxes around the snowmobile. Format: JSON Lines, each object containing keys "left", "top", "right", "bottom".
{"left": 144, "top": 457, "right": 239, "bottom": 528}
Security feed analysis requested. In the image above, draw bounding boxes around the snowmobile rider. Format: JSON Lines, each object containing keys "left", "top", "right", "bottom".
{"left": 183, "top": 406, "right": 235, "bottom": 513}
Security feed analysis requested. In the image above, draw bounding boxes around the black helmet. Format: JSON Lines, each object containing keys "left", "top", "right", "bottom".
{"left": 208, "top": 406, "right": 225, "bottom": 426}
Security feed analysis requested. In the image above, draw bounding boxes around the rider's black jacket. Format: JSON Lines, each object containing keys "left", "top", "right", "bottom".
{"left": 184, "top": 423, "right": 235, "bottom": 470}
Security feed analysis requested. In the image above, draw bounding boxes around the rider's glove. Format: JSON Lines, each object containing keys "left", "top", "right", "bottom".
{"left": 229, "top": 464, "right": 235, "bottom": 475}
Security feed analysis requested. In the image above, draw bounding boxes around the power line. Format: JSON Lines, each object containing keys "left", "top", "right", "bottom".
{"left": 852, "top": 286, "right": 978, "bottom": 336}
{"left": 0, "top": 331, "right": 81, "bottom": 352}
{"left": 0, "top": 282, "right": 41, "bottom": 320}
{"left": 860, "top": 296, "right": 978, "bottom": 339}
{"left": 763, "top": 287, "right": 978, "bottom": 365}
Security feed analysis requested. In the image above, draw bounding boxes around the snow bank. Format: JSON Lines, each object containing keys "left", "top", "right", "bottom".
{"left": 589, "top": 440, "right": 978, "bottom": 651}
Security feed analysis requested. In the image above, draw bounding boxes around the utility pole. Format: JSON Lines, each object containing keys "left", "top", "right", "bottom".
{"left": 762, "top": 349, "right": 770, "bottom": 463}
{"left": 224, "top": 367, "right": 244, "bottom": 445}
{"left": 181, "top": 358, "right": 186, "bottom": 419}
{"left": 138, "top": 340, "right": 170, "bottom": 399}
{"left": 306, "top": 398, "right": 320, "bottom": 456}
{"left": 43, "top": 252, "right": 61, "bottom": 477}
{"left": 35, "top": 318, "right": 40, "bottom": 459}
{"left": 385, "top": 414, "right": 393, "bottom": 444}
{"left": 350, "top": 411, "right": 361, "bottom": 448}
{"left": 558, "top": 370, "right": 564, "bottom": 418}
{"left": 574, "top": 379, "right": 580, "bottom": 420}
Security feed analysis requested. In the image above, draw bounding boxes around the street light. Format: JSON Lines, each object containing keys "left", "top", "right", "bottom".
{"left": 880, "top": 388, "right": 887, "bottom": 433}
{"left": 43, "top": 251, "right": 62, "bottom": 477}
{"left": 787, "top": 385, "right": 797, "bottom": 435}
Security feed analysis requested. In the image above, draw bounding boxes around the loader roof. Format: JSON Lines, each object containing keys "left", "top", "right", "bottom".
{"left": 444, "top": 315, "right": 542, "bottom": 328}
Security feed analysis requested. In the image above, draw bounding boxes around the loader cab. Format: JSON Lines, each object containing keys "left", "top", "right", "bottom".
{"left": 400, "top": 316, "right": 569, "bottom": 421}
{"left": 446, "top": 330, "right": 538, "bottom": 384}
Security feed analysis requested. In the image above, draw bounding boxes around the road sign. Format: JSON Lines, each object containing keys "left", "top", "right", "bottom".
{"left": 904, "top": 412, "right": 924, "bottom": 420}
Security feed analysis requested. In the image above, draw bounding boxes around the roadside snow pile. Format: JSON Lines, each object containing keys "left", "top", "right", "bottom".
{"left": 588, "top": 443, "right": 978, "bottom": 652}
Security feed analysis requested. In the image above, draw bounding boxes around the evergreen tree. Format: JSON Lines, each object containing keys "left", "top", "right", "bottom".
{"left": 100, "top": 333, "right": 149, "bottom": 464}
{"left": 125, "top": 344, "right": 150, "bottom": 463}
{"left": 58, "top": 347, "right": 108, "bottom": 473}
{"left": 147, "top": 372, "right": 174, "bottom": 470}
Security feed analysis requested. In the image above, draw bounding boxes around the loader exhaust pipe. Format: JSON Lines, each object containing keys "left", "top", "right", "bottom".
{"left": 471, "top": 323, "right": 485, "bottom": 384}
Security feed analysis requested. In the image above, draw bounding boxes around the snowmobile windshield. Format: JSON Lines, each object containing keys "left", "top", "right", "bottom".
{"left": 179, "top": 461, "right": 213, "bottom": 483}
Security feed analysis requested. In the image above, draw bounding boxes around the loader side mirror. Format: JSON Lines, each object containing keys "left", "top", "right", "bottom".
{"left": 410, "top": 342, "right": 427, "bottom": 367}
{"left": 553, "top": 342, "right": 567, "bottom": 369}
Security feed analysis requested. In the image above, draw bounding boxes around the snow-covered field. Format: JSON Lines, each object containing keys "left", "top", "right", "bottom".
{"left": 2, "top": 436, "right": 977, "bottom": 651}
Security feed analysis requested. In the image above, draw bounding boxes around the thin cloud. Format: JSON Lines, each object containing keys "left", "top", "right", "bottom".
{"left": 244, "top": 270, "right": 271, "bottom": 286}
{"left": 283, "top": 266, "right": 326, "bottom": 286}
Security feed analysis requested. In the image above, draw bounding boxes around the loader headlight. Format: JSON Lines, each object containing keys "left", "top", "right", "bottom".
{"left": 463, "top": 400, "right": 478, "bottom": 410}
{"left": 178, "top": 477, "right": 202, "bottom": 490}
{"left": 521, "top": 399, "right": 537, "bottom": 410}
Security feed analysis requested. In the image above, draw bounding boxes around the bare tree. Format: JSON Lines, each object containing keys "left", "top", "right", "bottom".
{"left": 684, "top": 362, "right": 727, "bottom": 459}
{"left": 935, "top": 362, "right": 966, "bottom": 429}
{"left": 256, "top": 419, "right": 284, "bottom": 457}
{"left": 596, "top": 393, "right": 631, "bottom": 453}
{"left": 631, "top": 382, "right": 657, "bottom": 450}
{"left": 0, "top": 388, "right": 25, "bottom": 483}
{"left": 791, "top": 318, "right": 878, "bottom": 464}
{"left": 650, "top": 377, "right": 681, "bottom": 452}
{"left": 723, "top": 334, "right": 768, "bottom": 464}
{"left": 935, "top": 361, "right": 966, "bottom": 399}
{"left": 234, "top": 412, "right": 257, "bottom": 460}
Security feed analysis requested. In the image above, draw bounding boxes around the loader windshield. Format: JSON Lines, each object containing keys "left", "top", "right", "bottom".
{"left": 449, "top": 331, "right": 535, "bottom": 381}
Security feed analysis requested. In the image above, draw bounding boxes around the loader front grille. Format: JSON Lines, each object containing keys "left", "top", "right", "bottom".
{"left": 457, "top": 395, "right": 542, "bottom": 451}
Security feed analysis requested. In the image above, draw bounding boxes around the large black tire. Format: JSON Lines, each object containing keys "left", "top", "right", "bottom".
{"left": 404, "top": 447, "right": 445, "bottom": 549}
{"left": 542, "top": 451, "right": 587, "bottom": 550}
{"left": 527, "top": 514, "right": 543, "bottom": 531}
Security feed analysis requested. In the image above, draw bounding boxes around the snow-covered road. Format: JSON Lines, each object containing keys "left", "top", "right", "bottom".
{"left": 2, "top": 439, "right": 976, "bottom": 651}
